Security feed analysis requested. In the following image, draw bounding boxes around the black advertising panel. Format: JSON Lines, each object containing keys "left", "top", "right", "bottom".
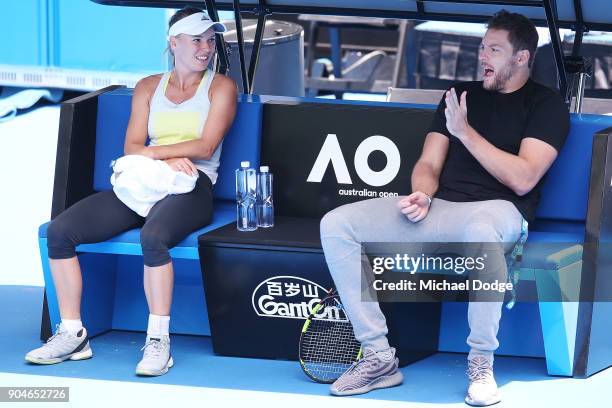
{"left": 261, "top": 101, "right": 434, "bottom": 218}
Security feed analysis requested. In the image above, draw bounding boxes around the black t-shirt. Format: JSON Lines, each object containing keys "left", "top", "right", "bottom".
{"left": 428, "top": 79, "right": 569, "bottom": 222}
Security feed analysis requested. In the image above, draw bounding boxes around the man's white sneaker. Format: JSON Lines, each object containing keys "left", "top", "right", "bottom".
{"left": 330, "top": 348, "right": 403, "bottom": 396}
{"left": 25, "top": 324, "right": 92, "bottom": 364}
{"left": 465, "top": 356, "right": 501, "bottom": 406}
{"left": 135, "top": 335, "right": 173, "bottom": 376}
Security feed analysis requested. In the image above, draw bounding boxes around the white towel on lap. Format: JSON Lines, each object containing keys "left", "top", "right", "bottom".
{"left": 110, "top": 155, "right": 198, "bottom": 217}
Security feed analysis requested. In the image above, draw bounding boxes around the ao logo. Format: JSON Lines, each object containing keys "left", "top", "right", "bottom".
{"left": 307, "top": 134, "right": 401, "bottom": 187}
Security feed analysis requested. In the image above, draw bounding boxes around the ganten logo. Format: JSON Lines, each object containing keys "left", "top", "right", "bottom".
{"left": 252, "top": 276, "right": 349, "bottom": 321}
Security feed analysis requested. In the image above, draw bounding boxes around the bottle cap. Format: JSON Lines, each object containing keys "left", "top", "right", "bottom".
{"left": 260, "top": 166, "right": 269, "bottom": 172}
{"left": 240, "top": 161, "right": 250, "bottom": 168}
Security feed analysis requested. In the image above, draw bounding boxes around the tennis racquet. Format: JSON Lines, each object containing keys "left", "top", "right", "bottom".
{"left": 299, "top": 289, "right": 362, "bottom": 383}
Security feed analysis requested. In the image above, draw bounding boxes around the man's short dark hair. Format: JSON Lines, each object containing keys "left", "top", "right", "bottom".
{"left": 487, "top": 10, "right": 539, "bottom": 68}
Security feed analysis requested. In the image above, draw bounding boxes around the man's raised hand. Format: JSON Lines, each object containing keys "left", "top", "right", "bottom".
{"left": 444, "top": 88, "right": 470, "bottom": 141}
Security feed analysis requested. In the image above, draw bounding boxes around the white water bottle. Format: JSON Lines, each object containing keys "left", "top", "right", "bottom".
{"left": 256, "top": 166, "right": 274, "bottom": 228}
{"left": 236, "top": 161, "right": 257, "bottom": 231}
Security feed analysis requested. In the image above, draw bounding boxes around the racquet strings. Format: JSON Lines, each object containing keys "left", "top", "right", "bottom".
{"left": 300, "top": 297, "right": 361, "bottom": 382}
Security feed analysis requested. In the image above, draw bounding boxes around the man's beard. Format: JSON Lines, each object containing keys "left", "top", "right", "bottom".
{"left": 483, "top": 60, "right": 518, "bottom": 92}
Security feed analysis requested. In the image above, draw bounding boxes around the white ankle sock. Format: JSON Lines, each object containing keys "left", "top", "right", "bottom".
{"left": 61, "top": 319, "right": 83, "bottom": 335}
{"left": 147, "top": 314, "right": 170, "bottom": 337}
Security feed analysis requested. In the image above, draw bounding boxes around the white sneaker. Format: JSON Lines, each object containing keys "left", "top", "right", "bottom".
{"left": 25, "top": 324, "right": 92, "bottom": 364}
{"left": 465, "top": 356, "right": 501, "bottom": 406}
{"left": 135, "top": 335, "right": 173, "bottom": 376}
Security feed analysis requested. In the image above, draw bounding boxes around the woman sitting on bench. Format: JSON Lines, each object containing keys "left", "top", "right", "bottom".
{"left": 26, "top": 7, "right": 237, "bottom": 377}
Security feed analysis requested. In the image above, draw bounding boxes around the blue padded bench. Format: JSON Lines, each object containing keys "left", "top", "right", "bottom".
{"left": 520, "top": 114, "right": 612, "bottom": 377}
{"left": 38, "top": 87, "right": 262, "bottom": 338}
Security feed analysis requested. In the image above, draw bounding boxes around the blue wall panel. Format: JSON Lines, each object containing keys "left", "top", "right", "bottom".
{"left": 0, "top": 0, "right": 172, "bottom": 72}
{"left": 51, "top": 0, "right": 170, "bottom": 72}
{"left": 0, "top": 0, "right": 48, "bottom": 65}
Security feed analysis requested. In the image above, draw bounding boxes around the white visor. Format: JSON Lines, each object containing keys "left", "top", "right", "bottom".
{"left": 168, "top": 12, "right": 227, "bottom": 38}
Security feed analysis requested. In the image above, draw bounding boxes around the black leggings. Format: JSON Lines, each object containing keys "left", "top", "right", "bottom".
{"left": 47, "top": 171, "right": 213, "bottom": 267}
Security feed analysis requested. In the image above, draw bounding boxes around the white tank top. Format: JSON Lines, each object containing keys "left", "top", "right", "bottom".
{"left": 147, "top": 69, "right": 222, "bottom": 184}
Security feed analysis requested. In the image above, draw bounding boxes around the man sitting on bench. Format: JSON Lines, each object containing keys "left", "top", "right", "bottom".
{"left": 320, "top": 10, "right": 569, "bottom": 406}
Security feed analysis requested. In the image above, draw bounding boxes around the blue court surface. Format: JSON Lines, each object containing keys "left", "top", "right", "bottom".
{"left": 1, "top": 285, "right": 610, "bottom": 408}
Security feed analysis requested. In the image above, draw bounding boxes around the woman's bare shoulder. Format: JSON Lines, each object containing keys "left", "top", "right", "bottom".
{"left": 134, "top": 73, "right": 164, "bottom": 96}
{"left": 210, "top": 73, "right": 238, "bottom": 97}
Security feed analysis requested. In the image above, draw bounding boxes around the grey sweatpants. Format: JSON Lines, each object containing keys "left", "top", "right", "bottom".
{"left": 320, "top": 197, "right": 523, "bottom": 363}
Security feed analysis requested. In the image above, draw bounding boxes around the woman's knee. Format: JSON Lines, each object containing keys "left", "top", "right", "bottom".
{"left": 140, "top": 225, "right": 172, "bottom": 251}
{"left": 140, "top": 225, "right": 173, "bottom": 266}
{"left": 46, "top": 219, "right": 77, "bottom": 258}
